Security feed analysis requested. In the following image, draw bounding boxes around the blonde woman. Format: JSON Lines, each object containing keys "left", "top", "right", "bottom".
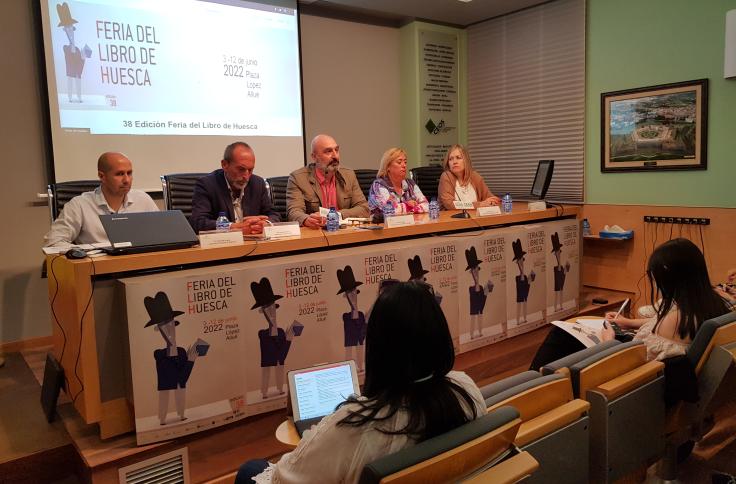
{"left": 368, "top": 148, "right": 429, "bottom": 221}
{"left": 438, "top": 145, "right": 500, "bottom": 210}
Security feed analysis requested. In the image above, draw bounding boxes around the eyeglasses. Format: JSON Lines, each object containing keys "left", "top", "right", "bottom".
{"left": 378, "top": 278, "right": 435, "bottom": 295}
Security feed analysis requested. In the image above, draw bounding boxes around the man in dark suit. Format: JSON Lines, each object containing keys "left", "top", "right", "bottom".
{"left": 190, "top": 142, "right": 280, "bottom": 234}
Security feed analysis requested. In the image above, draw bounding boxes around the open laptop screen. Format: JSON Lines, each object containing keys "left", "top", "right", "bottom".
{"left": 289, "top": 361, "right": 359, "bottom": 421}
{"left": 530, "top": 160, "right": 554, "bottom": 200}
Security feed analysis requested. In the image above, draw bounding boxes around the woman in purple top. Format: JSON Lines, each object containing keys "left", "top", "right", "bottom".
{"left": 336, "top": 266, "right": 366, "bottom": 372}
{"left": 368, "top": 148, "right": 429, "bottom": 222}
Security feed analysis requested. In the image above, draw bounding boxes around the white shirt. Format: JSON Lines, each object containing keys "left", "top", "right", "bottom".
{"left": 254, "top": 371, "right": 486, "bottom": 484}
{"left": 44, "top": 187, "right": 159, "bottom": 247}
{"left": 454, "top": 180, "right": 478, "bottom": 203}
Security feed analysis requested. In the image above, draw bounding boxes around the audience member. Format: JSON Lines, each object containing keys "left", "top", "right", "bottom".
{"left": 530, "top": 238, "right": 732, "bottom": 369}
{"left": 44, "top": 152, "right": 158, "bottom": 247}
{"left": 235, "top": 281, "right": 486, "bottom": 483}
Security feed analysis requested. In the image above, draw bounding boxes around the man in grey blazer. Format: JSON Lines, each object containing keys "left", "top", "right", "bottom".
{"left": 286, "top": 134, "right": 369, "bottom": 228}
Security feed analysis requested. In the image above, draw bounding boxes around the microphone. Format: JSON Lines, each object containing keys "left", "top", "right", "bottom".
{"left": 451, "top": 185, "right": 471, "bottom": 219}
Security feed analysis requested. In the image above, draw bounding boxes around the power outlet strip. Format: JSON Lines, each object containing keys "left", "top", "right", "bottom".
{"left": 643, "top": 215, "right": 710, "bottom": 225}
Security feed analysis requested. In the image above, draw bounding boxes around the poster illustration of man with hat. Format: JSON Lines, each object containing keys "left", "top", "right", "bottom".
{"left": 56, "top": 2, "right": 92, "bottom": 103}
{"left": 550, "top": 232, "right": 570, "bottom": 312}
{"left": 336, "top": 266, "right": 366, "bottom": 372}
{"left": 145, "top": 291, "right": 200, "bottom": 426}
{"left": 512, "top": 238, "right": 535, "bottom": 324}
{"left": 464, "top": 246, "right": 494, "bottom": 339}
{"left": 250, "top": 277, "right": 302, "bottom": 399}
{"left": 407, "top": 255, "right": 443, "bottom": 306}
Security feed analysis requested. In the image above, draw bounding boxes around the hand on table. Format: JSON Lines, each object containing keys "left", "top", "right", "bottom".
{"left": 303, "top": 213, "right": 326, "bottom": 229}
{"left": 231, "top": 216, "right": 268, "bottom": 235}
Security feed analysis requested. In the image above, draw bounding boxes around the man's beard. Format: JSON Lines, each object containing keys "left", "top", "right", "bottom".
{"left": 324, "top": 159, "right": 339, "bottom": 173}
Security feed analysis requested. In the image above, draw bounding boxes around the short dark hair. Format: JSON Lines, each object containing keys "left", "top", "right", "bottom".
{"left": 338, "top": 281, "right": 478, "bottom": 441}
{"left": 222, "top": 142, "right": 252, "bottom": 163}
{"left": 648, "top": 238, "right": 731, "bottom": 340}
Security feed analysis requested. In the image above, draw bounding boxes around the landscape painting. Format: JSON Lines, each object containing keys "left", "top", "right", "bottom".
{"left": 601, "top": 79, "right": 707, "bottom": 172}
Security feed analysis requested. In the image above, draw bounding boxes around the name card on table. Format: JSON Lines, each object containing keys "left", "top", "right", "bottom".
{"left": 453, "top": 201, "right": 474, "bottom": 210}
{"left": 199, "top": 230, "right": 244, "bottom": 248}
{"left": 385, "top": 214, "right": 415, "bottom": 228}
{"left": 264, "top": 221, "right": 301, "bottom": 239}
{"left": 477, "top": 206, "right": 502, "bottom": 217}
{"left": 528, "top": 201, "right": 547, "bottom": 212}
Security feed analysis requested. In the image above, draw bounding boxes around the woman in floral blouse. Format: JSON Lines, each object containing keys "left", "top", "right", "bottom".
{"left": 368, "top": 148, "right": 429, "bottom": 222}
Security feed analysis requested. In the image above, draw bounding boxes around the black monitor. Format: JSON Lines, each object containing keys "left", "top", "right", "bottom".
{"left": 530, "top": 160, "right": 554, "bottom": 200}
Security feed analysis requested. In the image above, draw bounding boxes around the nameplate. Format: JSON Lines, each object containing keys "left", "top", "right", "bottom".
{"left": 264, "top": 222, "right": 301, "bottom": 239}
{"left": 453, "top": 200, "right": 474, "bottom": 210}
{"left": 528, "top": 201, "right": 547, "bottom": 212}
{"left": 199, "top": 230, "right": 243, "bottom": 248}
{"left": 385, "top": 214, "right": 415, "bottom": 228}
{"left": 477, "top": 206, "right": 502, "bottom": 216}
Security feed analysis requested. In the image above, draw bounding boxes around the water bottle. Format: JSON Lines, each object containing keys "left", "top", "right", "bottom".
{"left": 582, "top": 218, "right": 591, "bottom": 237}
{"left": 502, "top": 193, "right": 513, "bottom": 213}
{"left": 215, "top": 212, "right": 230, "bottom": 231}
{"left": 326, "top": 207, "right": 340, "bottom": 232}
{"left": 428, "top": 198, "right": 440, "bottom": 220}
{"left": 382, "top": 202, "right": 395, "bottom": 221}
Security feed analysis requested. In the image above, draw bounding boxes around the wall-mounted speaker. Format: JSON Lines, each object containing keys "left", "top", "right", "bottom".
{"left": 726, "top": 9, "right": 736, "bottom": 79}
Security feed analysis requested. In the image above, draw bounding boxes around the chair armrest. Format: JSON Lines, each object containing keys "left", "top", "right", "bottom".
{"left": 515, "top": 399, "right": 590, "bottom": 447}
{"left": 463, "top": 451, "right": 539, "bottom": 484}
{"left": 592, "top": 360, "right": 664, "bottom": 401}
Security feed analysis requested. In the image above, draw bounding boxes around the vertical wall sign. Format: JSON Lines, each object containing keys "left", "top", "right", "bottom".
{"left": 419, "top": 30, "right": 459, "bottom": 166}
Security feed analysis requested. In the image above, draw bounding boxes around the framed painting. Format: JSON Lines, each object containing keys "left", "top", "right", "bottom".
{"left": 601, "top": 79, "right": 708, "bottom": 172}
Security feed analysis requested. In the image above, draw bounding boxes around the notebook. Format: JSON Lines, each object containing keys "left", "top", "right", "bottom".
{"left": 288, "top": 360, "right": 360, "bottom": 437}
{"left": 99, "top": 210, "right": 199, "bottom": 255}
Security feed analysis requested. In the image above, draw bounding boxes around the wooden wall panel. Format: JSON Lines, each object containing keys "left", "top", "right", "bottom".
{"left": 582, "top": 204, "right": 736, "bottom": 309}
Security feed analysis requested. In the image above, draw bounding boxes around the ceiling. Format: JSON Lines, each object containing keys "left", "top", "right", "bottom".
{"left": 298, "top": 0, "right": 549, "bottom": 27}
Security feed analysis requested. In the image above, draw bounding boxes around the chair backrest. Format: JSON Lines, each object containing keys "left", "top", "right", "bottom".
{"left": 686, "top": 310, "right": 736, "bottom": 373}
{"left": 47, "top": 180, "right": 100, "bottom": 220}
{"left": 568, "top": 341, "right": 648, "bottom": 398}
{"left": 409, "top": 165, "right": 444, "bottom": 201}
{"left": 484, "top": 374, "right": 572, "bottom": 421}
{"left": 354, "top": 169, "right": 378, "bottom": 200}
{"left": 540, "top": 340, "right": 620, "bottom": 376}
{"left": 358, "top": 406, "right": 521, "bottom": 484}
{"left": 266, "top": 176, "right": 290, "bottom": 222}
{"left": 160, "top": 173, "right": 207, "bottom": 219}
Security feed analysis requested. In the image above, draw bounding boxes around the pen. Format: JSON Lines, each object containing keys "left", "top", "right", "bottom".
{"left": 611, "top": 298, "right": 630, "bottom": 322}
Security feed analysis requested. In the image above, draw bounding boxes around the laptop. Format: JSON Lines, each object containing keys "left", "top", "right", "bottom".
{"left": 288, "top": 360, "right": 360, "bottom": 437}
{"left": 99, "top": 210, "right": 199, "bottom": 255}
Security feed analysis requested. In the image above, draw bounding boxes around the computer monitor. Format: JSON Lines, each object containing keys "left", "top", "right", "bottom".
{"left": 530, "top": 160, "right": 554, "bottom": 200}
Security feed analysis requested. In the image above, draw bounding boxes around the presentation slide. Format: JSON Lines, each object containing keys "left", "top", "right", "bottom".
{"left": 294, "top": 363, "right": 356, "bottom": 421}
{"left": 39, "top": 0, "right": 305, "bottom": 189}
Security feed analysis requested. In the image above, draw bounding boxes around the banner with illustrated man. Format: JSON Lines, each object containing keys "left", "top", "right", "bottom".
{"left": 505, "top": 226, "right": 548, "bottom": 337}
{"left": 545, "top": 219, "right": 580, "bottom": 321}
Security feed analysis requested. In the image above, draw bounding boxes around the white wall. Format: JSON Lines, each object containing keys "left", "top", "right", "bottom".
{"left": 300, "top": 14, "right": 401, "bottom": 168}
{"left": 0, "top": 2, "right": 402, "bottom": 344}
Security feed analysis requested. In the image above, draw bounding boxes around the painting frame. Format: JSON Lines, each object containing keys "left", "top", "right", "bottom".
{"left": 601, "top": 79, "right": 708, "bottom": 173}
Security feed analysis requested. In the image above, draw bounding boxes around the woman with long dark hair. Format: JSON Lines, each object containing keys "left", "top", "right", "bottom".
{"left": 530, "top": 238, "right": 732, "bottom": 369}
{"left": 603, "top": 238, "right": 732, "bottom": 360}
{"left": 238, "top": 281, "right": 485, "bottom": 483}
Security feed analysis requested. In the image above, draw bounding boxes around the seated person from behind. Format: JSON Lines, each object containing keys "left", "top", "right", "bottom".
{"left": 368, "top": 148, "right": 429, "bottom": 221}
{"left": 530, "top": 238, "right": 733, "bottom": 369}
{"left": 190, "top": 142, "right": 279, "bottom": 235}
{"left": 235, "top": 281, "right": 486, "bottom": 483}
{"left": 438, "top": 144, "right": 501, "bottom": 210}
{"left": 286, "top": 134, "right": 369, "bottom": 229}
{"left": 44, "top": 152, "right": 158, "bottom": 247}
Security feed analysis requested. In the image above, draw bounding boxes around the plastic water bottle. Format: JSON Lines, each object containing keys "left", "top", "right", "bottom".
{"left": 502, "top": 193, "right": 513, "bottom": 213}
{"left": 429, "top": 198, "right": 440, "bottom": 220}
{"left": 582, "top": 218, "right": 591, "bottom": 237}
{"left": 215, "top": 212, "right": 230, "bottom": 231}
{"left": 326, "top": 207, "right": 340, "bottom": 232}
{"left": 382, "top": 202, "right": 395, "bottom": 221}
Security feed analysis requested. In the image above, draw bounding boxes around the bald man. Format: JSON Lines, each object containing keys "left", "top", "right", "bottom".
{"left": 44, "top": 152, "right": 159, "bottom": 247}
{"left": 286, "top": 134, "right": 369, "bottom": 228}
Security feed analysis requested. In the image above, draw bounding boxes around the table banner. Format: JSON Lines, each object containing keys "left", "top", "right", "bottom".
{"left": 545, "top": 219, "right": 580, "bottom": 321}
{"left": 505, "top": 225, "right": 548, "bottom": 337}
